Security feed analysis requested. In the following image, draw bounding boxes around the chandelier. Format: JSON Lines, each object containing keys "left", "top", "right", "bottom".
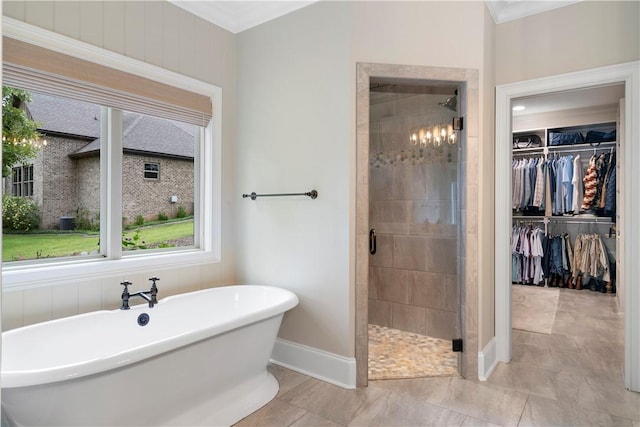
{"left": 409, "top": 120, "right": 457, "bottom": 147}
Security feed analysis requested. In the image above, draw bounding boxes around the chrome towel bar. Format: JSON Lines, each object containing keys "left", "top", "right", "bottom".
{"left": 242, "top": 190, "right": 318, "bottom": 200}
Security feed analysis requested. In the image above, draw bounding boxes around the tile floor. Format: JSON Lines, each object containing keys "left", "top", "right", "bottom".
{"left": 235, "top": 288, "right": 640, "bottom": 426}
{"left": 368, "top": 324, "right": 459, "bottom": 380}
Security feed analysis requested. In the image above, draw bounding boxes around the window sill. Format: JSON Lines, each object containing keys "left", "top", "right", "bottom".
{"left": 2, "top": 249, "right": 219, "bottom": 292}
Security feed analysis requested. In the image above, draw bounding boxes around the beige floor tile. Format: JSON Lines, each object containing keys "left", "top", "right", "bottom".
{"left": 460, "top": 415, "right": 503, "bottom": 426}
{"left": 425, "top": 377, "right": 528, "bottom": 426}
{"left": 371, "top": 376, "right": 527, "bottom": 426}
{"left": 519, "top": 394, "right": 635, "bottom": 426}
{"left": 233, "top": 398, "right": 307, "bottom": 427}
{"left": 269, "top": 364, "right": 312, "bottom": 398}
{"left": 289, "top": 412, "right": 346, "bottom": 427}
{"left": 347, "top": 390, "right": 467, "bottom": 426}
{"left": 485, "top": 360, "right": 562, "bottom": 400}
{"left": 279, "top": 378, "right": 390, "bottom": 425}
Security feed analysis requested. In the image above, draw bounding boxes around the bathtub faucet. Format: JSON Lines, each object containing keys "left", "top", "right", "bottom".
{"left": 120, "top": 278, "right": 159, "bottom": 309}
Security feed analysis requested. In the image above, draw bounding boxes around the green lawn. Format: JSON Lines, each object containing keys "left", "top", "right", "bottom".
{"left": 3, "top": 220, "right": 194, "bottom": 262}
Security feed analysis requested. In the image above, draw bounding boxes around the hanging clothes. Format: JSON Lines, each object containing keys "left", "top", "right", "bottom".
{"left": 511, "top": 223, "right": 545, "bottom": 286}
{"left": 512, "top": 156, "right": 545, "bottom": 214}
{"left": 581, "top": 155, "right": 598, "bottom": 211}
{"left": 571, "top": 154, "right": 584, "bottom": 213}
{"left": 569, "top": 233, "right": 614, "bottom": 293}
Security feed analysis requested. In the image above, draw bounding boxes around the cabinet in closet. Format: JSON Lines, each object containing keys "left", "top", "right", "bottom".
{"left": 511, "top": 120, "right": 617, "bottom": 293}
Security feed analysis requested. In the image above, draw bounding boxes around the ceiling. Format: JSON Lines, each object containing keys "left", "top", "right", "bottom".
{"left": 512, "top": 84, "right": 625, "bottom": 117}
{"left": 168, "top": 1, "right": 316, "bottom": 33}
{"left": 169, "top": 0, "right": 583, "bottom": 34}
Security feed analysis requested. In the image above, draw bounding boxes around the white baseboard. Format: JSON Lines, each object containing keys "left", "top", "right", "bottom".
{"left": 270, "top": 338, "right": 356, "bottom": 389}
{"left": 478, "top": 337, "right": 498, "bottom": 381}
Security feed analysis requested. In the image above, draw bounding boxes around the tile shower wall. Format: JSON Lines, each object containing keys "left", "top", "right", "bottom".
{"left": 368, "top": 92, "right": 458, "bottom": 340}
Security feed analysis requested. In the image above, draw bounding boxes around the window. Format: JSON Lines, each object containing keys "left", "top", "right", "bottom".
{"left": 2, "top": 25, "right": 221, "bottom": 289}
{"left": 11, "top": 165, "right": 33, "bottom": 197}
{"left": 122, "top": 111, "right": 196, "bottom": 253}
{"left": 144, "top": 163, "right": 160, "bottom": 180}
{"left": 4, "top": 90, "right": 102, "bottom": 262}
{"left": 2, "top": 89, "right": 201, "bottom": 261}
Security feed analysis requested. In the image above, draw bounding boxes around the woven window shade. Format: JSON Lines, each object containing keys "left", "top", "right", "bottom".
{"left": 2, "top": 37, "right": 212, "bottom": 126}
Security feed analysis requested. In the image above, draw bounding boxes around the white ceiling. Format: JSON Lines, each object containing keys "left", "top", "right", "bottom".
{"left": 168, "top": 1, "right": 316, "bottom": 33}
{"left": 512, "top": 84, "right": 625, "bottom": 117}
{"left": 169, "top": 0, "right": 583, "bottom": 34}
{"left": 485, "top": 0, "right": 582, "bottom": 24}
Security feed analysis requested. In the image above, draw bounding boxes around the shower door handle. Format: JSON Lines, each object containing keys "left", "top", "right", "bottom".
{"left": 369, "top": 228, "right": 377, "bottom": 255}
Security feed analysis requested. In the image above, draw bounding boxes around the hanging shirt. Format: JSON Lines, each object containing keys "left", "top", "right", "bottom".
{"left": 532, "top": 157, "right": 545, "bottom": 208}
{"left": 572, "top": 155, "right": 584, "bottom": 213}
{"left": 561, "top": 155, "right": 574, "bottom": 213}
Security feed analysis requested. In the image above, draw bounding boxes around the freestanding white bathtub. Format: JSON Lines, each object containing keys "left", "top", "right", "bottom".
{"left": 1, "top": 285, "right": 298, "bottom": 426}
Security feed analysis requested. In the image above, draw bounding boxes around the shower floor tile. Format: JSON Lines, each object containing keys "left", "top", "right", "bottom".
{"left": 368, "top": 324, "right": 459, "bottom": 380}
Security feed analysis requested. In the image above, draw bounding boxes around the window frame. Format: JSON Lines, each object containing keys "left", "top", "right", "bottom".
{"left": 1, "top": 18, "right": 222, "bottom": 290}
{"left": 143, "top": 162, "right": 160, "bottom": 180}
{"left": 11, "top": 164, "right": 34, "bottom": 197}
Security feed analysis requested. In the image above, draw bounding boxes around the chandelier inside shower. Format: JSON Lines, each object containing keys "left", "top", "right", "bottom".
{"left": 408, "top": 92, "right": 459, "bottom": 147}
{"left": 409, "top": 122, "right": 457, "bottom": 147}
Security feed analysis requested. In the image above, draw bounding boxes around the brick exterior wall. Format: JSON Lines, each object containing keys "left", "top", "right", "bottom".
{"left": 36, "top": 136, "right": 87, "bottom": 229}
{"left": 122, "top": 155, "right": 194, "bottom": 224}
{"left": 5, "top": 136, "right": 194, "bottom": 229}
{"left": 75, "top": 156, "right": 101, "bottom": 226}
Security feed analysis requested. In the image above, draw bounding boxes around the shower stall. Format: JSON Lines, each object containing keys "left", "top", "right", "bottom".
{"left": 367, "top": 81, "right": 462, "bottom": 380}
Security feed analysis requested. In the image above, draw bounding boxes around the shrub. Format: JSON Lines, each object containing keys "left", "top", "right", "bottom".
{"left": 176, "top": 205, "right": 187, "bottom": 218}
{"left": 122, "top": 229, "right": 147, "bottom": 250}
{"left": 2, "top": 195, "right": 40, "bottom": 231}
{"left": 76, "top": 208, "right": 100, "bottom": 231}
{"left": 158, "top": 212, "right": 168, "bottom": 221}
{"left": 134, "top": 215, "right": 145, "bottom": 226}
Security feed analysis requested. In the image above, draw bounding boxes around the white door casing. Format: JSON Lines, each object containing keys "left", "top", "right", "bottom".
{"left": 494, "top": 61, "right": 640, "bottom": 391}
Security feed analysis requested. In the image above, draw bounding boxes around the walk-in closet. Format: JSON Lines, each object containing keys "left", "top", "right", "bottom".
{"left": 510, "top": 84, "right": 625, "bottom": 360}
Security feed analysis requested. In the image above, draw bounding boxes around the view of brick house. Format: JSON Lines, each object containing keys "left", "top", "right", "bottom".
{"left": 4, "top": 93, "right": 195, "bottom": 229}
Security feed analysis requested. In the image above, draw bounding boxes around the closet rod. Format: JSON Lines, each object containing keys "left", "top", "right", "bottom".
{"left": 548, "top": 218, "right": 614, "bottom": 224}
{"left": 548, "top": 145, "right": 616, "bottom": 155}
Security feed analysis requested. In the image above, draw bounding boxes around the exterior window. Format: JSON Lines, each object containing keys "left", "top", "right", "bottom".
{"left": 3, "top": 90, "right": 101, "bottom": 262}
{"left": 2, "top": 25, "right": 219, "bottom": 292}
{"left": 122, "top": 111, "right": 195, "bottom": 252}
{"left": 3, "top": 89, "right": 202, "bottom": 263}
{"left": 144, "top": 163, "right": 160, "bottom": 180}
{"left": 11, "top": 165, "right": 34, "bottom": 197}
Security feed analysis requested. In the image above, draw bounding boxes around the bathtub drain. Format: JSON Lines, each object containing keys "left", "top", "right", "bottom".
{"left": 137, "top": 313, "right": 150, "bottom": 326}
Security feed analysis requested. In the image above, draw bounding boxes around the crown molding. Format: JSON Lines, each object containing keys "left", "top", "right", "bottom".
{"left": 168, "top": 1, "right": 316, "bottom": 34}
{"left": 486, "top": 0, "right": 582, "bottom": 24}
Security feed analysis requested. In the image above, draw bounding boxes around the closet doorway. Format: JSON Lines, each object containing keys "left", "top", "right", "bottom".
{"left": 495, "top": 61, "right": 640, "bottom": 392}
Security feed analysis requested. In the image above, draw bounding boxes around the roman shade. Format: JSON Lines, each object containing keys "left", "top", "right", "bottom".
{"left": 3, "top": 36, "right": 212, "bottom": 126}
